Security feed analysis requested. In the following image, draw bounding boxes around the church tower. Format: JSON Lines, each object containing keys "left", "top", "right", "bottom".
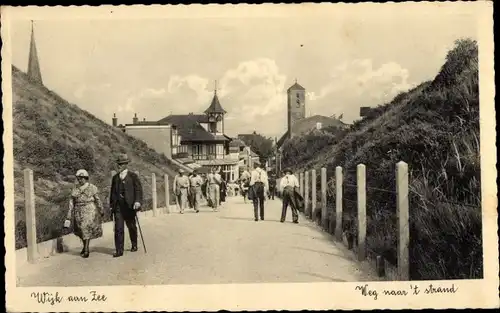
{"left": 28, "top": 21, "right": 43, "bottom": 85}
{"left": 287, "top": 80, "right": 306, "bottom": 138}
{"left": 204, "top": 80, "right": 226, "bottom": 134}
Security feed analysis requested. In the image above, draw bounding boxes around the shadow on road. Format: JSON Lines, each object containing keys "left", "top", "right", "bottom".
{"left": 218, "top": 216, "right": 256, "bottom": 222}
{"left": 291, "top": 246, "right": 352, "bottom": 262}
{"left": 296, "top": 271, "right": 347, "bottom": 282}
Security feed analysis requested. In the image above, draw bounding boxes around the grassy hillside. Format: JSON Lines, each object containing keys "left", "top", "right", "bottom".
{"left": 281, "top": 39, "right": 482, "bottom": 280}
{"left": 12, "top": 66, "right": 180, "bottom": 249}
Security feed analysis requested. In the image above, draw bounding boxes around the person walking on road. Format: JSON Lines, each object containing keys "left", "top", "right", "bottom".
{"left": 268, "top": 174, "right": 276, "bottom": 200}
{"left": 109, "top": 154, "right": 143, "bottom": 257}
{"left": 173, "top": 168, "right": 190, "bottom": 214}
{"left": 64, "top": 169, "right": 104, "bottom": 258}
{"left": 207, "top": 167, "right": 222, "bottom": 211}
{"left": 279, "top": 168, "right": 301, "bottom": 224}
{"left": 189, "top": 169, "right": 203, "bottom": 213}
{"left": 249, "top": 160, "right": 269, "bottom": 221}
{"left": 219, "top": 173, "right": 227, "bottom": 206}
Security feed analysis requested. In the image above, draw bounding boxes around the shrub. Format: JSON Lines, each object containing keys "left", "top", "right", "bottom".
{"left": 281, "top": 38, "right": 481, "bottom": 280}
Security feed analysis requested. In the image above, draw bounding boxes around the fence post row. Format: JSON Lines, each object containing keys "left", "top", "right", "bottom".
{"left": 321, "top": 167, "right": 327, "bottom": 230}
{"left": 164, "top": 174, "right": 170, "bottom": 214}
{"left": 152, "top": 173, "right": 158, "bottom": 217}
{"left": 357, "top": 164, "right": 367, "bottom": 261}
{"left": 24, "top": 168, "right": 37, "bottom": 263}
{"left": 304, "top": 171, "right": 309, "bottom": 215}
{"left": 396, "top": 161, "right": 410, "bottom": 281}
{"left": 311, "top": 169, "right": 317, "bottom": 221}
{"left": 335, "top": 166, "right": 343, "bottom": 242}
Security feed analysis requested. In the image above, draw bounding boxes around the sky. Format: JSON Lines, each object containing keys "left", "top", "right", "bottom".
{"left": 8, "top": 5, "right": 479, "bottom": 139}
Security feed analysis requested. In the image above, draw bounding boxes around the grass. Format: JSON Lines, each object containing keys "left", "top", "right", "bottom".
{"left": 12, "top": 66, "right": 180, "bottom": 249}
{"left": 281, "top": 39, "right": 482, "bottom": 280}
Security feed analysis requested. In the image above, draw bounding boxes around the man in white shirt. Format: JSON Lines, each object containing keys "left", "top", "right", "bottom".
{"left": 279, "top": 168, "right": 300, "bottom": 223}
{"left": 207, "top": 167, "right": 222, "bottom": 211}
{"left": 249, "top": 160, "right": 269, "bottom": 221}
{"left": 173, "top": 169, "right": 190, "bottom": 214}
{"left": 188, "top": 169, "right": 203, "bottom": 213}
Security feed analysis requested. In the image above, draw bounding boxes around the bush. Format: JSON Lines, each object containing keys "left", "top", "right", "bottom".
{"left": 281, "top": 38, "right": 481, "bottom": 280}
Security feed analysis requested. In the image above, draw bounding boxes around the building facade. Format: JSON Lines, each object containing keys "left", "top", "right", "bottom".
{"left": 114, "top": 85, "right": 239, "bottom": 181}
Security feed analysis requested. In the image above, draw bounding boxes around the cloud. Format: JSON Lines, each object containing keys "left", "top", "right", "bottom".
{"left": 307, "top": 59, "right": 414, "bottom": 123}
{"left": 67, "top": 57, "right": 413, "bottom": 137}
{"left": 114, "top": 58, "right": 289, "bottom": 136}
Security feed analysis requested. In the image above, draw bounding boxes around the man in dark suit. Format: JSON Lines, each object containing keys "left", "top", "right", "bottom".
{"left": 110, "top": 153, "right": 143, "bottom": 257}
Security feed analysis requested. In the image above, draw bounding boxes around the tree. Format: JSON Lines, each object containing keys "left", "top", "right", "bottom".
{"left": 243, "top": 132, "right": 274, "bottom": 160}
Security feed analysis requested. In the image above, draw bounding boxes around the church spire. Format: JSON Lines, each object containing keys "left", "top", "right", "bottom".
{"left": 28, "top": 21, "right": 43, "bottom": 85}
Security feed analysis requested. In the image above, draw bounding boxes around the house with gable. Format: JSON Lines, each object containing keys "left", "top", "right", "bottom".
{"left": 116, "top": 84, "right": 240, "bottom": 181}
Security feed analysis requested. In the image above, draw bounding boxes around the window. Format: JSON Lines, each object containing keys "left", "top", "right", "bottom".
{"left": 192, "top": 145, "right": 202, "bottom": 155}
{"left": 296, "top": 98, "right": 301, "bottom": 108}
{"left": 208, "top": 145, "right": 216, "bottom": 155}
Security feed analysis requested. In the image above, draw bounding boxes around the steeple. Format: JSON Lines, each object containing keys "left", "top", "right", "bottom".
{"left": 27, "top": 21, "right": 43, "bottom": 85}
{"left": 204, "top": 80, "right": 226, "bottom": 114}
{"left": 205, "top": 80, "right": 226, "bottom": 134}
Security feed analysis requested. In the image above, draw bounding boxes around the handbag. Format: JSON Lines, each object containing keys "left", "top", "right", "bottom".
{"left": 247, "top": 185, "right": 254, "bottom": 200}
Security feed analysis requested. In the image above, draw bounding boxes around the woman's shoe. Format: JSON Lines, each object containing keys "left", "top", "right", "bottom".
{"left": 81, "top": 239, "right": 90, "bottom": 258}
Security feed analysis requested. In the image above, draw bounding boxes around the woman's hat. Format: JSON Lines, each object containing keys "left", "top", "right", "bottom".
{"left": 76, "top": 169, "right": 89, "bottom": 177}
{"left": 116, "top": 153, "right": 130, "bottom": 165}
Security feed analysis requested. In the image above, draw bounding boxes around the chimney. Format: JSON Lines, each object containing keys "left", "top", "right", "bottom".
{"left": 133, "top": 113, "right": 138, "bottom": 124}
{"left": 112, "top": 113, "right": 118, "bottom": 127}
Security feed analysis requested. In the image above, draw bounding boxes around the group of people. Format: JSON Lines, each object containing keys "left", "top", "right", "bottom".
{"left": 63, "top": 153, "right": 303, "bottom": 259}
{"left": 64, "top": 153, "right": 144, "bottom": 259}
{"left": 172, "top": 167, "right": 228, "bottom": 213}
{"left": 237, "top": 160, "right": 302, "bottom": 223}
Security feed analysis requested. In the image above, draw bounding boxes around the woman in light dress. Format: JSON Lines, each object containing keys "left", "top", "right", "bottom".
{"left": 64, "top": 169, "right": 104, "bottom": 258}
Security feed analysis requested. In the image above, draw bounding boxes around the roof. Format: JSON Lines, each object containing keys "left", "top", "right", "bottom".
{"left": 287, "top": 82, "right": 305, "bottom": 92}
{"left": 277, "top": 114, "right": 349, "bottom": 148}
{"left": 197, "top": 159, "right": 239, "bottom": 166}
{"left": 125, "top": 121, "right": 172, "bottom": 126}
{"left": 204, "top": 93, "right": 226, "bottom": 114}
{"left": 157, "top": 114, "right": 229, "bottom": 142}
{"left": 277, "top": 131, "right": 289, "bottom": 148}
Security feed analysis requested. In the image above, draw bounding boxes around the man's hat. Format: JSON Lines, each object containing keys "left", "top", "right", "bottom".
{"left": 283, "top": 168, "right": 293, "bottom": 174}
{"left": 76, "top": 169, "right": 89, "bottom": 177}
{"left": 116, "top": 153, "right": 130, "bottom": 165}
{"left": 178, "top": 168, "right": 185, "bottom": 173}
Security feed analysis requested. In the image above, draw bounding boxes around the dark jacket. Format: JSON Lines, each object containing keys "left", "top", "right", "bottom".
{"left": 110, "top": 171, "right": 143, "bottom": 213}
{"left": 294, "top": 188, "right": 304, "bottom": 211}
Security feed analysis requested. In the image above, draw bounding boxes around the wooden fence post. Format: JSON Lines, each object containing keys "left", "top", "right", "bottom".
{"left": 152, "top": 173, "right": 158, "bottom": 216}
{"left": 164, "top": 174, "right": 170, "bottom": 214}
{"left": 335, "top": 166, "right": 343, "bottom": 241}
{"left": 321, "top": 167, "right": 327, "bottom": 230}
{"left": 311, "top": 169, "right": 317, "bottom": 221}
{"left": 24, "top": 168, "right": 37, "bottom": 263}
{"left": 396, "top": 161, "right": 410, "bottom": 280}
{"left": 304, "top": 171, "right": 309, "bottom": 215}
{"left": 357, "top": 164, "right": 367, "bottom": 261}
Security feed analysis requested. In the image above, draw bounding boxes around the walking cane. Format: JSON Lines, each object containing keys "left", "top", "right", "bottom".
{"left": 135, "top": 214, "right": 147, "bottom": 253}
